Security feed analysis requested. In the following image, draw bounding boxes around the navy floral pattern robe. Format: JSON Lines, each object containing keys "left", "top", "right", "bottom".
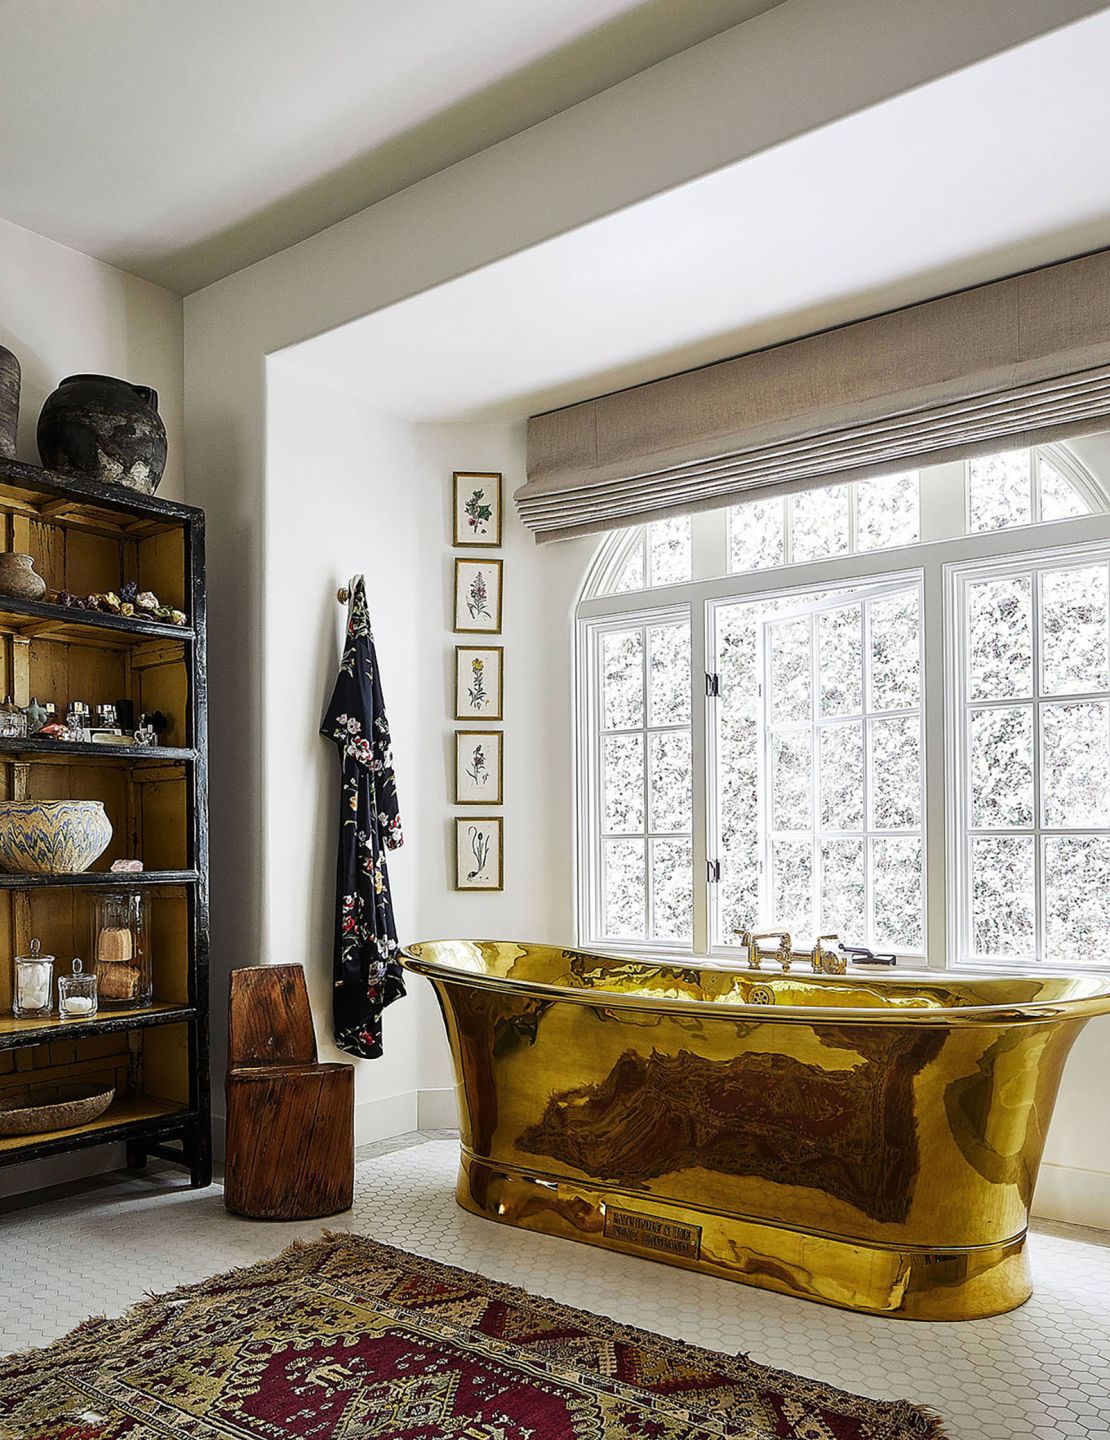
{"left": 321, "top": 576, "right": 405, "bottom": 1057}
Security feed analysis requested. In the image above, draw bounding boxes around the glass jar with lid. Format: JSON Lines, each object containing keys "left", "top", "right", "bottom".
{"left": 13, "top": 938, "right": 54, "bottom": 1018}
{"left": 58, "top": 957, "right": 97, "bottom": 1018}
{"left": 90, "top": 890, "right": 152, "bottom": 1008}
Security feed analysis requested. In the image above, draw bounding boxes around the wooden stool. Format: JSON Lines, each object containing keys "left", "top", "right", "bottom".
{"left": 224, "top": 964, "right": 354, "bottom": 1220}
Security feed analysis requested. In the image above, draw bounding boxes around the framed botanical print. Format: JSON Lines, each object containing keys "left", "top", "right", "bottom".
{"left": 454, "top": 557, "right": 503, "bottom": 634}
{"left": 453, "top": 471, "right": 502, "bottom": 547}
{"left": 455, "top": 730, "right": 503, "bottom": 804}
{"left": 455, "top": 645, "right": 503, "bottom": 720}
{"left": 455, "top": 816, "right": 503, "bottom": 891}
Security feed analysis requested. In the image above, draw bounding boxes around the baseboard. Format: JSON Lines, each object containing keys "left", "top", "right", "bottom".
{"left": 1032, "top": 1162, "right": 1110, "bottom": 1231}
{"left": 417, "top": 1087, "right": 458, "bottom": 1130}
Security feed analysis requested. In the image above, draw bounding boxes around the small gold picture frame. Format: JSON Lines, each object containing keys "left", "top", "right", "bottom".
{"left": 453, "top": 471, "right": 502, "bottom": 547}
{"left": 455, "top": 645, "right": 503, "bottom": 721}
{"left": 454, "top": 557, "right": 503, "bottom": 634}
{"left": 455, "top": 730, "right": 503, "bottom": 805}
{"left": 455, "top": 816, "right": 503, "bottom": 890}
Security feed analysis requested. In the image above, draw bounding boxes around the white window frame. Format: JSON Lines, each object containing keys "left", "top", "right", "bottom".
{"left": 577, "top": 602, "right": 694, "bottom": 952}
{"left": 946, "top": 537, "right": 1110, "bottom": 970}
{"left": 576, "top": 461, "right": 1110, "bottom": 972}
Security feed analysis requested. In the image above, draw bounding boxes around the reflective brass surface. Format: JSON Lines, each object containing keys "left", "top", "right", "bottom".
{"left": 402, "top": 941, "right": 1110, "bottom": 1320}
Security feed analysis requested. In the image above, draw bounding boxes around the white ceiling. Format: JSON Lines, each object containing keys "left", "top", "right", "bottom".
{"left": 283, "top": 9, "right": 1110, "bottom": 425}
{"left": 0, "top": 0, "right": 777, "bottom": 294}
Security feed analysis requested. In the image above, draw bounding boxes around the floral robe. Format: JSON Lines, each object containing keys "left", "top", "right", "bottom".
{"left": 321, "top": 576, "right": 405, "bottom": 1058}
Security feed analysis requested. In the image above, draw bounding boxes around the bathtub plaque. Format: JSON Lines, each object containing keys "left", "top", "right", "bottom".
{"left": 604, "top": 1207, "right": 701, "bottom": 1260}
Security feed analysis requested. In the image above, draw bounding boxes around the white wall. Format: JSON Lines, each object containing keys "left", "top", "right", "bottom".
{"left": 257, "top": 366, "right": 590, "bottom": 1137}
{"left": 0, "top": 216, "right": 184, "bottom": 498}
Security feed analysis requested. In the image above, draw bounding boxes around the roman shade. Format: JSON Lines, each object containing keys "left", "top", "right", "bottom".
{"left": 519, "top": 248, "right": 1110, "bottom": 541}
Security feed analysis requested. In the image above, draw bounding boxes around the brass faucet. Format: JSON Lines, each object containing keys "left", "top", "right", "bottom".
{"left": 735, "top": 929, "right": 848, "bottom": 975}
{"left": 736, "top": 930, "right": 794, "bottom": 971}
{"left": 812, "top": 934, "right": 848, "bottom": 975}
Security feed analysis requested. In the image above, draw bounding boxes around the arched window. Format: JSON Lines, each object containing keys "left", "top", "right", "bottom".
{"left": 576, "top": 443, "right": 1110, "bottom": 969}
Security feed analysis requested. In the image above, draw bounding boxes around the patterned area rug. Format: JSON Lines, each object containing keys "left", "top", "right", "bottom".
{"left": 0, "top": 1233, "right": 946, "bottom": 1438}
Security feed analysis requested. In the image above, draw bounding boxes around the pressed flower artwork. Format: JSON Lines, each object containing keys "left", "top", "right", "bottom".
{"left": 455, "top": 729, "right": 503, "bottom": 804}
{"left": 453, "top": 471, "right": 502, "bottom": 546}
{"left": 455, "top": 645, "right": 503, "bottom": 720}
{"left": 455, "top": 816, "right": 503, "bottom": 890}
{"left": 454, "top": 557, "right": 503, "bottom": 633}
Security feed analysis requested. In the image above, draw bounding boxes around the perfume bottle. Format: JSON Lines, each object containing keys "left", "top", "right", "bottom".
{"left": 65, "top": 700, "right": 91, "bottom": 742}
{"left": 13, "top": 939, "right": 54, "bottom": 1019}
{"left": 58, "top": 957, "right": 97, "bottom": 1019}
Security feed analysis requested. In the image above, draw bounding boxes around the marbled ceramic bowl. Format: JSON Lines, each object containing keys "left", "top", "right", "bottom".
{"left": 0, "top": 799, "right": 113, "bottom": 874}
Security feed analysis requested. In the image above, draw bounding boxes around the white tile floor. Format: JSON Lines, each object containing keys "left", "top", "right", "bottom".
{"left": 2, "top": 1131, "right": 1109, "bottom": 1439}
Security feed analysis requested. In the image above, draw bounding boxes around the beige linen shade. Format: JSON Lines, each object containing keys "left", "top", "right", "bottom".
{"left": 519, "top": 248, "right": 1110, "bottom": 542}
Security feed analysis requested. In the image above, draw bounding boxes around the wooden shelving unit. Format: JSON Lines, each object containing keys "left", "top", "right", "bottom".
{"left": 0, "top": 457, "right": 209, "bottom": 1188}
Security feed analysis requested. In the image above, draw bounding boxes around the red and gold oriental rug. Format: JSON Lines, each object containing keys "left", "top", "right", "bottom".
{"left": 0, "top": 1234, "right": 946, "bottom": 1439}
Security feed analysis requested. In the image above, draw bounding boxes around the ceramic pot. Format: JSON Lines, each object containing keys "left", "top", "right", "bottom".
{"left": 0, "top": 552, "right": 46, "bottom": 602}
{"left": 37, "top": 374, "right": 167, "bottom": 494}
{"left": 0, "top": 343, "right": 19, "bottom": 460}
{"left": 0, "top": 799, "right": 113, "bottom": 874}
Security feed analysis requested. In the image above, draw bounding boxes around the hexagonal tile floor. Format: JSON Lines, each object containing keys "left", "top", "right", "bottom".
{"left": 2, "top": 1131, "right": 1109, "bottom": 1439}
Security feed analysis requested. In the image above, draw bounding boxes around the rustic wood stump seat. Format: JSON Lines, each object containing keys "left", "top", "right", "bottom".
{"left": 224, "top": 964, "right": 354, "bottom": 1220}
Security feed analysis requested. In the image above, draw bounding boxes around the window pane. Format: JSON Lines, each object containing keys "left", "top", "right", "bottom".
{"left": 971, "top": 837, "right": 1036, "bottom": 960}
{"left": 1039, "top": 460, "right": 1089, "bottom": 521}
{"left": 820, "top": 839, "right": 865, "bottom": 942}
{"left": 791, "top": 486, "right": 850, "bottom": 562}
{"left": 968, "top": 449, "right": 1032, "bottom": 532}
{"left": 967, "top": 576, "right": 1033, "bottom": 700}
{"left": 818, "top": 603, "right": 863, "bottom": 716}
{"left": 601, "top": 630, "right": 643, "bottom": 729}
{"left": 729, "top": 497, "right": 785, "bottom": 573}
{"left": 1045, "top": 836, "right": 1110, "bottom": 959}
{"left": 819, "top": 722, "right": 864, "bottom": 831}
{"left": 613, "top": 539, "right": 645, "bottom": 593}
{"left": 856, "top": 472, "right": 919, "bottom": 550}
{"left": 649, "top": 731, "right": 692, "bottom": 832}
{"left": 1041, "top": 701, "right": 1110, "bottom": 828}
{"left": 771, "top": 730, "right": 812, "bottom": 831}
{"left": 871, "top": 836, "right": 923, "bottom": 951}
{"left": 1040, "top": 564, "right": 1110, "bottom": 696}
{"left": 603, "top": 735, "right": 643, "bottom": 833}
{"left": 869, "top": 591, "right": 920, "bottom": 711}
{"left": 769, "top": 618, "right": 812, "bottom": 723}
{"left": 648, "top": 516, "right": 691, "bottom": 586}
{"left": 604, "top": 838, "right": 645, "bottom": 936}
{"left": 772, "top": 839, "right": 813, "bottom": 942}
{"left": 870, "top": 715, "right": 921, "bottom": 829}
{"left": 652, "top": 838, "right": 692, "bottom": 940}
{"left": 969, "top": 706, "right": 1034, "bottom": 828}
{"left": 648, "top": 622, "right": 691, "bottom": 726}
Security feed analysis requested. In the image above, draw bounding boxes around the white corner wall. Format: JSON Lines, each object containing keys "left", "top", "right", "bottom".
{"left": 257, "top": 364, "right": 591, "bottom": 1141}
{"left": 0, "top": 216, "right": 185, "bottom": 499}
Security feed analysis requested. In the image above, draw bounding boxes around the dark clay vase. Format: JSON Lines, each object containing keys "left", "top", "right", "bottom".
{"left": 37, "top": 374, "right": 167, "bottom": 494}
{"left": 0, "top": 343, "right": 19, "bottom": 460}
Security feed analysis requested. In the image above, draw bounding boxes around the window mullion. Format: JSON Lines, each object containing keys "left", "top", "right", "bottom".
{"left": 1032, "top": 576, "right": 1045, "bottom": 964}
{"left": 691, "top": 600, "right": 709, "bottom": 955}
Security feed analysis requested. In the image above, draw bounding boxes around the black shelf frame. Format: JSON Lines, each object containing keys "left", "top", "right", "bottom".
{"left": 0, "top": 458, "right": 211, "bottom": 1189}
{"left": 0, "top": 1004, "right": 197, "bottom": 1052}
{"left": 0, "top": 737, "right": 195, "bottom": 763}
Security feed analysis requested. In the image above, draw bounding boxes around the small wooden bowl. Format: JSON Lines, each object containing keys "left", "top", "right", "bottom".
{"left": 0, "top": 1083, "right": 115, "bottom": 1136}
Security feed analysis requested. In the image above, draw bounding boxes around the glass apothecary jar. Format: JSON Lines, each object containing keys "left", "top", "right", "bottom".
{"left": 89, "top": 890, "right": 152, "bottom": 1008}
{"left": 13, "top": 939, "right": 54, "bottom": 1019}
{"left": 58, "top": 957, "right": 97, "bottom": 1018}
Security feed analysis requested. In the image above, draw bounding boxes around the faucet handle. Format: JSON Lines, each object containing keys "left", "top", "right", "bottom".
{"left": 812, "top": 933, "right": 846, "bottom": 975}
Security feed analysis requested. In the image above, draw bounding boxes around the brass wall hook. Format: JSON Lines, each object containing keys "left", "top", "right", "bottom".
{"left": 336, "top": 586, "right": 350, "bottom": 604}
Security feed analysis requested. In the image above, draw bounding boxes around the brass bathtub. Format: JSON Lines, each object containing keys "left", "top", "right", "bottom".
{"left": 402, "top": 939, "right": 1110, "bottom": 1320}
